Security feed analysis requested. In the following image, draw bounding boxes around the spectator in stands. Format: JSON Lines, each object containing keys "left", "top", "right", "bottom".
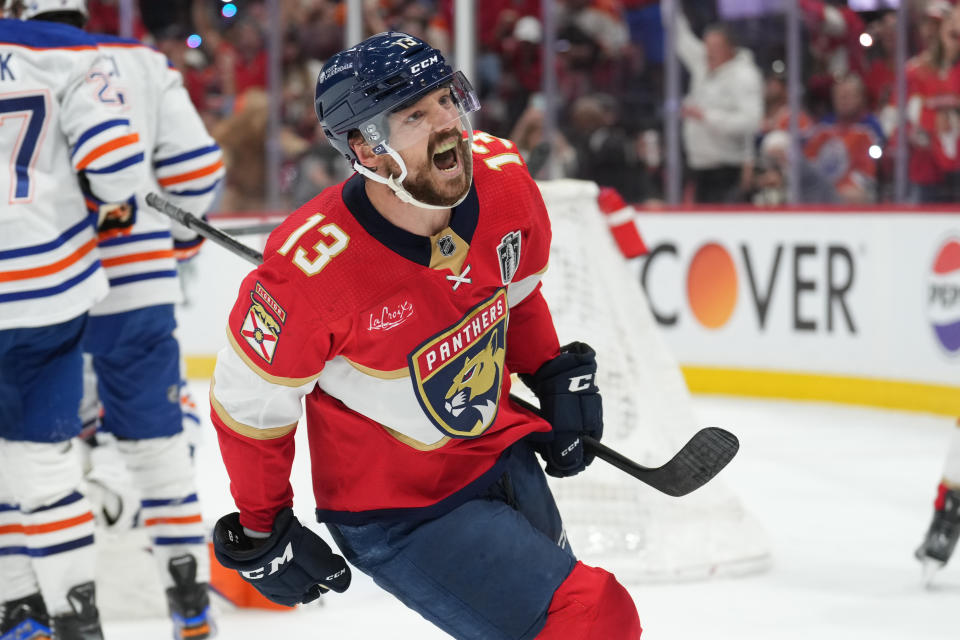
{"left": 509, "top": 97, "right": 578, "bottom": 180}
{"left": 863, "top": 11, "right": 897, "bottom": 119}
{"left": 799, "top": 0, "right": 868, "bottom": 118}
{"left": 215, "top": 19, "right": 268, "bottom": 113}
{"left": 565, "top": 94, "right": 651, "bottom": 202}
{"left": 297, "top": 0, "right": 346, "bottom": 62}
{"left": 665, "top": 2, "right": 762, "bottom": 203}
{"left": 754, "top": 130, "right": 838, "bottom": 205}
{"left": 804, "top": 74, "right": 883, "bottom": 203}
{"left": 902, "top": 1, "right": 960, "bottom": 203}
{"left": 761, "top": 72, "right": 813, "bottom": 135}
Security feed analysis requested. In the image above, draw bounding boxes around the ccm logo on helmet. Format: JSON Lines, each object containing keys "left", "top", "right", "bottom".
{"left": 239, "top": 542, "right": 293, "bottom": 580}
{"left": 410, "top": 55, "right": 439, "bottom": 74}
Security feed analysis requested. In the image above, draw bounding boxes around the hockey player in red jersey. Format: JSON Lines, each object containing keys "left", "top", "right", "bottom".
{"left": 916, "top": 417, "right": 960, "bottom": 585}
{"left": 209, "top": 32, "right": 641, "bottom": 639}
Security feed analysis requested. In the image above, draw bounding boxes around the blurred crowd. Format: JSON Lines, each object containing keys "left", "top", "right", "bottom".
{"left": 91, "top": 0, "right": 960, "bottom": 208}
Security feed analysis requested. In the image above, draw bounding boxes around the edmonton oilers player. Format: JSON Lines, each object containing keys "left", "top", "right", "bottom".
{"left": 210, "top": 32, "right": 641, "bottom": 638}
{"left": 0, "top": 1, "right": 147, "bottom": 638}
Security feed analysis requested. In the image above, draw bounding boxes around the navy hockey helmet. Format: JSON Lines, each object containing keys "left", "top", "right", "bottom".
{"left": 315, "top": 31, "right": 479, "bottom": 165}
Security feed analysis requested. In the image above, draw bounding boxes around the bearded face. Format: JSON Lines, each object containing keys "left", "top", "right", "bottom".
{"left": 383, "top": 126, "right": 473, "bottom": 207}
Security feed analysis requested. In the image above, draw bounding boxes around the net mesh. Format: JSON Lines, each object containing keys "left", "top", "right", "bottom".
{"left": 525, "top": 179, "right": 771, "bottom": 582}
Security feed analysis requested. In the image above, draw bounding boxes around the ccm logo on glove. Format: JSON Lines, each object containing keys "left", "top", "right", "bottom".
{"left": 568, "top": 374, "right": 594, "bottom": 392}
{"left": 521, "top": 342, "right": 603, "bottom": 478}
{"left": 239, "top": 542, "right": 293, "bottom": 579}
{"left": 214, "top": 507, "right": 351, "bottom": 607}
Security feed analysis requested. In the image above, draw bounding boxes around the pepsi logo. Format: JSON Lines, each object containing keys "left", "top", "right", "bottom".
{"left": 928, "top": 237, "right": 960, "bottom": 356}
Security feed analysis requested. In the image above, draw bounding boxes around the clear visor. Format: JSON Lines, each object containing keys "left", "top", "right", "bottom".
{"left": 359, "top": 70, "right": 480, "bottom": 154}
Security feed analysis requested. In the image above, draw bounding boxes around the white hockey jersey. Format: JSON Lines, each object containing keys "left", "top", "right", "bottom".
{"left": 85, "top": 34, "right": 224, "bottom": 316}
{"left": 0, "top": 19, "right": 147, "bottom": 330}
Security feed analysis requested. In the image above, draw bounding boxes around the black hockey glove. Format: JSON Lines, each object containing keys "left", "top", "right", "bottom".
{"left": 521, "top": 342, "right": 603, "bottom": 478}
{"left": 213, "top": 507, "right": 351, "bottom": 607}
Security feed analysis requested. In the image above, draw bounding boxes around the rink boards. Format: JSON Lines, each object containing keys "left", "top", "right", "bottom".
{"left": 632, "top": 208, "right": 960, "bottom": 415}
{"left": 177, "top": 205, "right": 960, "bottom": 416}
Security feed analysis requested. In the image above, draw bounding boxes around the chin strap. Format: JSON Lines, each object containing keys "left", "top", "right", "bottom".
{"left": 352, "top": 128, "right": 475, "bottom": 211}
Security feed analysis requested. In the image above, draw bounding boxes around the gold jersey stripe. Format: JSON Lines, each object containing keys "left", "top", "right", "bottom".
{"left": 209, "top": 376, "right": 296, "bottom": 440}
{"left": 380, "top": 424, "right": 451, "bottom": 451}
{"left": 342, "top": 356, "right": 409, "bottom": 380}
{"left": 226, "top": 328, "right": 322, "bottom": 387}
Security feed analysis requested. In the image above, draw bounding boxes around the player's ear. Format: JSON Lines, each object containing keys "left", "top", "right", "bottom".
{"left": 349, "top": 130, "right": 380, "bottom": 173}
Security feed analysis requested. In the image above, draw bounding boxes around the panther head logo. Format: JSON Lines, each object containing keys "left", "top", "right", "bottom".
{"left": 443, "top": 328, "right": 501, "bottom": 426}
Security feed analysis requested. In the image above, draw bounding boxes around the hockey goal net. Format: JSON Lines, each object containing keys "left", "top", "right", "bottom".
{"left": 524, "top": 179, "right": 771, "bottom": 582}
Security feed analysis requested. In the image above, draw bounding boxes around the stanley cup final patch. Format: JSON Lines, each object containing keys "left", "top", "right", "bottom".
{"left": 497, "top": 231, "right": 522, "bottom": 284}
{"left": 239, "top": 282, "right": 287, "bottom": 363}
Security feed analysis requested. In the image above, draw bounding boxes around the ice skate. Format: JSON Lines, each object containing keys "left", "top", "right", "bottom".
{"left": 166, "top": 555, "right": 215, "bottom": 640}
{"left": 915, "top": 485, "right": 960, "bottom": 586}
{"left": 0, "top": 593, "right": 51, "bottom": 640}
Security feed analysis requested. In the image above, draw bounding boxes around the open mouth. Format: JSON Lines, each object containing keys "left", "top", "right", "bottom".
{"left": 432, "top": 138, "right": 461, "bottom": 173}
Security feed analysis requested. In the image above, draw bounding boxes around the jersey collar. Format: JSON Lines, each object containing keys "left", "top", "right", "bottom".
{"left": 341, "top": 172, "right": 479, "bottom": 267}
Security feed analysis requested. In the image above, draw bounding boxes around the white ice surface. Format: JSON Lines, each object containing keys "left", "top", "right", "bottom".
{"left": 99, "top": 386, "right": 958, "bottom": 639}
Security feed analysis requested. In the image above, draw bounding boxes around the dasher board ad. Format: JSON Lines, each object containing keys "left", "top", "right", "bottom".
{"left": 632, "top": 212, "right": 960, "bottom": 390}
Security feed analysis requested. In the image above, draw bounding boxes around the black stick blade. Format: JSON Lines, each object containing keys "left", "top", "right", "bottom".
{"left": 584, "top": 428, "right": 739, "bottom": 497}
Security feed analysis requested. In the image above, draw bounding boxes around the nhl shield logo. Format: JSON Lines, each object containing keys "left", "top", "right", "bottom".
{"left": 497, "top": 231, "right": 522, "bottom": 284}
{"left": 408, "top": 290, "right": 508, "bottom": 438}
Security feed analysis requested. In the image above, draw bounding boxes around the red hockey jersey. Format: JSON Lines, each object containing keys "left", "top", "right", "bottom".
{"left": 210, "top": 133, "right": 561, "bottom": 531}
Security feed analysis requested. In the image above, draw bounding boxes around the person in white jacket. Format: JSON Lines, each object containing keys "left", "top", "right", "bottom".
{"left": 664, "top": 2, "right": 763, "bottom": 203}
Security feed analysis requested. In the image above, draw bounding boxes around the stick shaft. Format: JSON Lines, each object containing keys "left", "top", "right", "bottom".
{"left": 146, "top": 192, "right": 264, "bottom": 266}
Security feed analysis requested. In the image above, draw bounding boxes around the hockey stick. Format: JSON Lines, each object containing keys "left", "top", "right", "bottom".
{"left": 145, "top": 193, "right": 264, "bottom": 266}
{"left": 509, "top": 395, "right": 739, "bottom": 497}
{"left": 220, "top": 221, "right": 282, "bottom": 236}
{"left": 146, "top": 192, "right": 737, "bottom": 496}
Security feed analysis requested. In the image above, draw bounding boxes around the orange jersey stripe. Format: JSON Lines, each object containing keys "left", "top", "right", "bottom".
{"left": 2, "top": 43, "right": 96, "bottom": 52}
{"left": 0, "top": 523, "right": 24, "bottom": 535}
{"left": 23, "top": 512, "right": 94, "bottom": 535}
{"left": 158, "top": 159, "right": 225, "bottom": 187}
{"left": 101, "top": 249, "right": 175, "bottom": 268}
{"left": 143, "top": 514, "right": 204, "bottom": 527}
{"left": 0, "top": 237, "right": 98, "bottom": 283}
{"left": 75, "top": 133, "right": 140, "bottom": 170}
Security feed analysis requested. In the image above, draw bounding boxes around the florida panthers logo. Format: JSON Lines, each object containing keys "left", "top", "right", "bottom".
{"left": 409, "top": 290, "right": 508, "bottom": 438}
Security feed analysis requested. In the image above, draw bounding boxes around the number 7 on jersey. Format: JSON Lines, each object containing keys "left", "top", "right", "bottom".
{"left": 0, "top": 91, "right": 48, "bottom": 203}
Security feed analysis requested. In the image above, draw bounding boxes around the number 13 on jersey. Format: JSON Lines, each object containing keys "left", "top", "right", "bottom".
{"left": 277, "top": 213, "right": 350, "bottom": 276}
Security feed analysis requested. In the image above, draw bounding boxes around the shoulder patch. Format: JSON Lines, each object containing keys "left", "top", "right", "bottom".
{"left": 239, "top": 283, "right": 286, "bottom": 363}
{"left": 497, "top": 230, "right": 522, "bottom": 285}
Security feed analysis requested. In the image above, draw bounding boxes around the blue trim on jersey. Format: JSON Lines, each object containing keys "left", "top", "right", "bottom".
{"left": 72, "top": 119, "right": 130, "bottom": 158}
{"left": 0, "top": 545, "right": 26, "bottom": 556}
{"left": 0, "top": 503, "right": 18, "bottom": 513}
{"left": 152, "top": 536, "right": 206, "bottom": 546}
{"left": 0, "top": 18, "right": 96, "bottom": 50}
{"left": 83, "top": 152, "right": 144, "bottom": 175}
{"left": 155, "top": 144, "right": 220, "bottom": 168}
{"left": 141, "top": 494, "right": 198, "bottom": 509}
{"left": 98, "top": 229, "right": 171, "bottom": 248}
{"left": 169, "top": 179, "right": 222, "bottom": 197}
{"left": 107, "top": 270, "right": 178, "bottom": 287}
{"left": 87, "top": 33, "right": 142, "bottom": 47}
{"left": 184, "top": 413, "right": 201, "bottom": 425}
{"left": 0, "top": 260, "right": 100, "bottom": 303}
{"left": 0, "top": 215, "right": 94, "bottom": 261}
{"left": 29, "top": 491, "right": 83, "bottom": 514}
{"left": 26, "top": 535, "right": 95, "bottom": 558}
